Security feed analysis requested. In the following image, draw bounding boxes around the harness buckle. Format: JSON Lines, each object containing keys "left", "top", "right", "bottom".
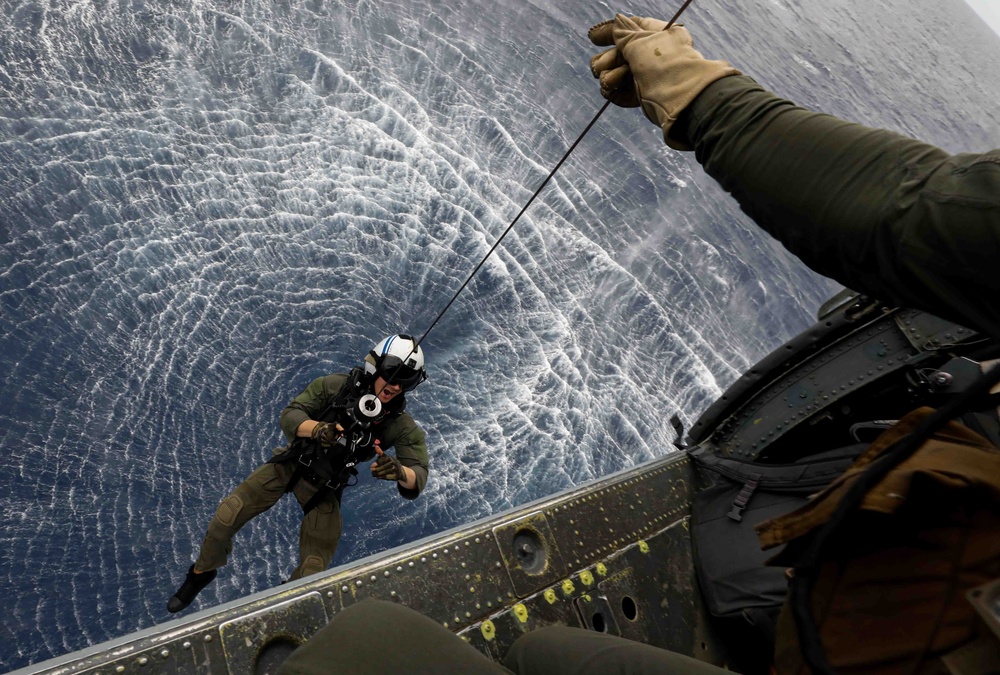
{"left": 727, "top": 477, "right": 761, "bottom": 522}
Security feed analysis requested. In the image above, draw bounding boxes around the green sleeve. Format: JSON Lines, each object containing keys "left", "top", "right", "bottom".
{"left": 682, "top": 75, "right": 1000, "bottom": 339}
{"left": 279, "top": 374, "right": 348, "bottom": 442}
{"left": 383, "top": 414, "right": 429, "bottom": 500}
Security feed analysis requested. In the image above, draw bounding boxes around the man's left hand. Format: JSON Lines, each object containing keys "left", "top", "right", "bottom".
{"left": 371, "top": 444, "right": 406, "bottom": 482}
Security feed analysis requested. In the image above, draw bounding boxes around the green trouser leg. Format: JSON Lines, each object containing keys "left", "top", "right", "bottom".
{"left": 194, "top": 462, "right": 289, "bottom": 572}
{"left": 194, "top": 462, "right": 343, "bottom": 579}
{"left": 286, "top": 477, "right": 343, "bottom": 581}
{"left": 277, "top": 599, "right": 514, "bottom": 675}
{"left": 503, "top": 626, "right": 730, "bottom": 675}
{"left": 276, "top": 600, "right": 727, "bottom": 674}
{"left": 685, "top": 76, "right": 1000, "bottom": 339}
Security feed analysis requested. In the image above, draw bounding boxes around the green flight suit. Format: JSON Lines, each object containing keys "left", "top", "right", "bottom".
{"left": 680, "top": 75, "right": 1000, "bottom": 340}
{"left": 194, "top": 373, "right": 428, "bottom": 581}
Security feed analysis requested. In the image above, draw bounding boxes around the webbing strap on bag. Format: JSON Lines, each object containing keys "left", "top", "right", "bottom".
{"left": 687, "top": 444, "right": 866, "bottom": 493}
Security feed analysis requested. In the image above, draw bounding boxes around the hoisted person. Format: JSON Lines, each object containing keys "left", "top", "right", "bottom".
{"left": 167, "top": 334, "right": 429, "bottom": 613}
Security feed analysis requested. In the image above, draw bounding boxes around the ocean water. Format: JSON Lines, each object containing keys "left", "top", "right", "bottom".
{"left": 1, "top": 0, "right": 998, "bottom": 669}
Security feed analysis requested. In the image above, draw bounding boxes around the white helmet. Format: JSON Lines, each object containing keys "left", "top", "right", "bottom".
{"left": 365, "top": 334, "right": 427, "bottom": 391}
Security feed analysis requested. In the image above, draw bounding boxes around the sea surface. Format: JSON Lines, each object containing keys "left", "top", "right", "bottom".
{"left": 1, "top": 0, "right": 998, "bottom": 669}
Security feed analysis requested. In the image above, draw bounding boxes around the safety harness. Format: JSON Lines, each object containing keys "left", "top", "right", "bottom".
{"left": 269, "top": 368, "right": 405, "bottom": 514}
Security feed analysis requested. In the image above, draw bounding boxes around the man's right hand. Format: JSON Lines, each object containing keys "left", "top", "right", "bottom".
{"left": 310, "top": 422, "right": 344, "bottom": 447}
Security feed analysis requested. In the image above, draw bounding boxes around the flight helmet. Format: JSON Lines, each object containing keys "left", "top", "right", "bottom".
{"left": 365, "top": 334, "right": 427, "bottom": 391}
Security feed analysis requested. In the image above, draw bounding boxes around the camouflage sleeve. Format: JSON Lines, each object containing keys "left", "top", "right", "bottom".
{"left": 279, "top": 374, "right": 346, "bottom": 442}
{"left": 683, "top": 75, "right": 1000, "bottom": 339}
{"left": 385, "top": 416, "right": 429, "bottom": 500}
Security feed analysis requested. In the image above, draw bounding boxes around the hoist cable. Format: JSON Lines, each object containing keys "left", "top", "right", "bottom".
{"left": 413, "top": 1, "right": 694, "bottom": 351}
{"left": 414, "top": 99, "right": 611, "bottom": 349}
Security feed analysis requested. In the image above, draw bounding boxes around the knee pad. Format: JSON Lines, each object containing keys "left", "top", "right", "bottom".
{"left": 301, "top": 554, "right": 326, "bottom": 577}
{"left": 214, "top": 494, "right": 244, "bottom": 527}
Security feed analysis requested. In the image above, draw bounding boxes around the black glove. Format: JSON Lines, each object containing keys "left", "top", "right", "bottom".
{"left": 310, "top": 422, "right": 343, "bottom": 447}
{"left": 371, "top": 453, "right": 406, "bottom": 482}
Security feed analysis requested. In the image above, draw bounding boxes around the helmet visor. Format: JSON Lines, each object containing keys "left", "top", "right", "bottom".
{"left": 378, "top": 355, "right": 425, "bottom": 391}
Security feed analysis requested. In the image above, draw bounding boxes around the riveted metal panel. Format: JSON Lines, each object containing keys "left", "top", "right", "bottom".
{"left": 492, "top": 512, "right": 566, "bottom": 597}
{"left": 334, "top": 530, "right": 515, "bottom": 633}
{"left": 456, "top": 622, "right": 507, "bottom": 663}
{"left": 468, "top": 587, "right": 583, "bottom": 661}
{"left": 452, "top": 513, "right": 726, "bottom": 668}
{"left": 894, "top": 308, "right": 982, "bottom": 351}
{"left": 66, "top": 626, "right": 230, "bottom": 675}
{"left": 542, "top": 461, "right": 692, "bottom": 572}
{"left": 709, "top": 315, "right": 918, "bottom": 458}
{"left": 574, "top": 593, "right": 620, "bottom": 634}
{"left": 15, "top": 454, "right": 725, "bottom": 675}
{"left": 596, "top": 568, "right": 647, "bottom": 643}
{"left": 218, "top": 593, "right": 329, "bottom": 675}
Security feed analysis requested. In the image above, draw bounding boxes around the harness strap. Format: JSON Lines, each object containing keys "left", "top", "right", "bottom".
{"left": 269, "top": 368, "right": 405, "bottom": 514}
{"left": 299, "top": 465, "right": 358, "bottom": 514}
{"left": 727, "top": 477, "right": 761, "bottom": 522}
{"left": 301, "top": 484, "right": 333, "bottom": 515}
{"left": 272, "top": 445, "right": 366, "bottom": 514}
{"left": 688, "top": 445, "right": 865, "bottom": 492}
{"left": 283, "top": 461, "right": 306, "bottom": 495}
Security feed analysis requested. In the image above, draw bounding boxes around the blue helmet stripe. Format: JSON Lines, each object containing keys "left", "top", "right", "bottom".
{"left": 382, "top": 335, "right": 395, "bottom": 355}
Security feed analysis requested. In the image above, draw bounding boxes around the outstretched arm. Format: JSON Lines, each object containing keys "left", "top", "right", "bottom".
{"left": 589, "top": 15, "right": 1000, "bottom": 339}
{"left": 682, "top": 75, "right": 1000, "bottom": 337}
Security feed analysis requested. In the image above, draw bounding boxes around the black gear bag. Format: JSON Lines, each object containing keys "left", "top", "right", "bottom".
{"left": 687, "top": 444, "right": 866, "bottom": 674}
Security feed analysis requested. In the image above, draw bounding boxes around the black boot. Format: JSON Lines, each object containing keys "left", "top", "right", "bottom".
{"left": 167, "top": 564, "right": 217, "bottom": 613}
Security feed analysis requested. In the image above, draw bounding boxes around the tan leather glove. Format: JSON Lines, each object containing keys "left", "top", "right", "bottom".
{"left": 589, "top": 15, "right": 740, "bottom": 150}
